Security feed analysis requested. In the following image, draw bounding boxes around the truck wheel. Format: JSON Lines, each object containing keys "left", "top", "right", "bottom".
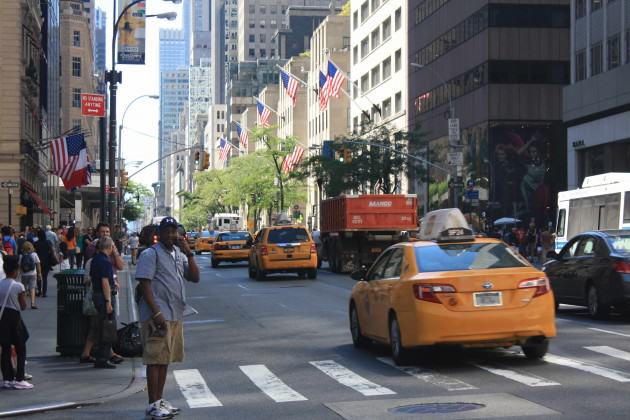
{"left": 307, "top": 269, "right": 317, "bottom": 279}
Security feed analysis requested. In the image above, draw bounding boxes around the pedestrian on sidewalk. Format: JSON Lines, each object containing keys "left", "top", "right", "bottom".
{"left": 18, "top": 242, "right": 41, "bottom": 309}
{"left": 65, "top": 226, "right": 77, "bottom": 269}
{"left": 136, "top": 216, "right": 199, "bottom": 419}
{"left": 129, "top": 233, "right": 139, "bottom": 265}
{"left": 2, "top": 226, "right": 17, "bottom": 256}
{"left": 34, "top": 229, "right": 56, "bottom": 298}
{"left": 88, "top": 236, "right": 118, "bottom": 369}
{"left": 0, "top": 256, "right": 33, "bottom": 389}
{"left": 76, "top": 227, "right": 86, "bottom": 269}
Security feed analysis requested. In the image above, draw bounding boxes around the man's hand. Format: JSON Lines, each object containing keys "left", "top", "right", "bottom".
{"left": 106, "top": 302, "right": 113, "bottom": 314}
{"left": 154, "top": 312, "right": 166, "bottom": 328}
{"left": 178, "top": 237, "right": 192, "bottom": 256}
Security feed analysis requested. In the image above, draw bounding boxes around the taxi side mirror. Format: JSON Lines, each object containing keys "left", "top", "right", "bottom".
{"left": 351, "top": 268, "right": 367, "bottom": 281}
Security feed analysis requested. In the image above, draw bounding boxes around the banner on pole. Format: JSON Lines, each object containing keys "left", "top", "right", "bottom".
{"left": 117, "top": 0, "right": 146, "bottom": 65}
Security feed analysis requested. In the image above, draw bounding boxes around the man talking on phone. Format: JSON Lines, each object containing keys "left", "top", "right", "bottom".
{"left": 136, "top": 217, "right": 199, "bottom": 419}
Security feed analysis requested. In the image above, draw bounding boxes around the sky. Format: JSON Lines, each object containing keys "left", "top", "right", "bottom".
{"left": 96, "top": 0, "right": 184, "bottom": 188}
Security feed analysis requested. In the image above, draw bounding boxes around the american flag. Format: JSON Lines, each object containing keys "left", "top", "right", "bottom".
{"left": 327, "top": 60, "right": 346, "bottom": 98}
{"left": 256, "top": 99, "right": 271, "bottom": 127}
{"left": 218, "top": 138, "right": 232, "bottom": 162}
{"left": 282, "top": 145, "right": 305, "bottom": 174}
{"left": 50, "top": 133, "right": 91, "bottom": 190}
{"left": 318, "top": 71, "right": 329, "bottom": 112}
{"left": 236, "top": 123, "right": 249, "bottom": 149}
{"left": 280, "top": 69, "right": 299, "bottom": 106}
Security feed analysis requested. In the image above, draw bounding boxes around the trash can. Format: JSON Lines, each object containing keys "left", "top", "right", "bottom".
{"left": 55, "top": 269, "right": 87, "bottom": 356}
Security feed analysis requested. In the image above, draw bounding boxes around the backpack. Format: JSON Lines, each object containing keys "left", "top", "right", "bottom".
{"left": 3, "top": 238, "right": 13, "bottom": 256}
{"left": 20, "top": 252, "right": 35, "bottom": 272}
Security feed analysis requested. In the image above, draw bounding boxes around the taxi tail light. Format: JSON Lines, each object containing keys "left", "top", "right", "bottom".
{"left": 152, "top": 234, "right": 158, "bottom": 244}
{"left": 214, "top": 243, "right": 228, "bottom": 250}
{"left": 261, "top": 245, "right": 268, "bottom": 256}
{"left": 310, "top": 243, "right": 317, "bottom": 254}
{"left": 518, "top": 277, "right": 550, "bottom": 298}
{"left": 413, "top": 284, "right": 456, "bottom": 304}
{"left": 614, "top": 260, "right": 630, "bottom": 274}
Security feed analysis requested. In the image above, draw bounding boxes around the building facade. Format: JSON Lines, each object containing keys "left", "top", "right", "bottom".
{"left": 408, "top": 0, "right": 570, "bottom": 227}
{"left": 564, "top": 0, "right": 630, "bottom": 190}
{"left": 274, "top": 5, "right": 339, "bottom": 59}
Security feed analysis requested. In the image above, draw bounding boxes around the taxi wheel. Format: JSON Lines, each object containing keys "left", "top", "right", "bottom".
{"left": 211, "top": 259, "right": 219, "bottom": 268}
{"left": 297, "top": 271, "right": 306, "bottom": 279}
{"left": 587, "top": 285, "right": 609, "bottom": 319}
{"left": 521, "top": 337, "right": 549, "bottom": 359}
{"left": 256, "top": 266, "right": 266, "bottom": 281}
{"left": 349, "top": 303, "right": 369, "bottom": 348}
{"left": 248, "top": 264, "right": 255, "bottom": 279}
{"left": 195, "top": 251, "right": 201, "bottom": 255}
{"left": 389, "top": 316, "right": 412, "bottom": 365}
{"left": 307, "top": 269, "right": 317, "bottom": 280}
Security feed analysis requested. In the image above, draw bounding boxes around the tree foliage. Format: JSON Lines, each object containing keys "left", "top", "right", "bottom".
{"left": 294, "top": 125, "right": 425, "bottom": 198}
{"left": 122, "top": 181, "right": 153, "bottom": 221}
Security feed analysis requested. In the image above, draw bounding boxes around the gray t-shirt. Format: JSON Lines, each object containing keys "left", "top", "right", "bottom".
{"left": 135, "top": 243, "right": 190, "bottom": 322}
{"left": 0, "top": 278, "right": 25, "bottom": 312}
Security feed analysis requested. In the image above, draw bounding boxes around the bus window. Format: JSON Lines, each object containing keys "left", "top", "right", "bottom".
{"left": 557, "top": 209, "right": 566, "bottom": 237}
{"left": 624, "top": 191, "right": 630, "bottom": 223}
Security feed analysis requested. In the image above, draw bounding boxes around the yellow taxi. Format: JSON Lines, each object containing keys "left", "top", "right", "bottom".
{"left": 248, "top": 225, "right": 318, "bottom": 280}
{"left": 349, "top": 208, "right": 556, "bottom": 365}
{"left": 195, "top": 230, "right": 217, "bottom": 254}
{"left": 211, "top": 231, "right": 253, "bottom": 267}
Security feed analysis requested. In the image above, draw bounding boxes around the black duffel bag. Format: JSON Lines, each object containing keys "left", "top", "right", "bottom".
{"left": 113, "top": 321, "right": 143, "bottom": 357}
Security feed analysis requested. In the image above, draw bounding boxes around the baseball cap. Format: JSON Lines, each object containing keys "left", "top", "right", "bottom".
{"left": 159, "top": 216, "right": 178, "bottom": 230}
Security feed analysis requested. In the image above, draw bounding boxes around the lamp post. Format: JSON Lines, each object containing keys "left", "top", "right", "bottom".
{"left": 117, "top": 94, "right": 158, "bottom": 221}
{"left": 106, "top": 0, "right": 179, "bottom": 226}
{"left": 410, "top": 62, "right": 460, "bottom": 209}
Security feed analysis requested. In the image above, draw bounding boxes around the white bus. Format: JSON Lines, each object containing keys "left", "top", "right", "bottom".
{"left": 210, "top": 213, "right": 241, "bottom": 231}
{"left": 555, "top": 173, "right": 630, "bottom": 251}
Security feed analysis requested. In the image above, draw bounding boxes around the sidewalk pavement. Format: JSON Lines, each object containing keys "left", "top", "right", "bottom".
{"left": 0, "top": 265, "right": 144, "bottom": 418}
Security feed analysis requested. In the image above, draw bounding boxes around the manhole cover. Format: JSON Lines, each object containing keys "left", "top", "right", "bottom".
{"left": 389, "top": 402, "right": 485, "bottom": 414}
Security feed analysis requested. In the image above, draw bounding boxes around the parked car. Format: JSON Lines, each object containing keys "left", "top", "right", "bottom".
{"left": 349, "top": 208, "right": 556, "bottom": 365}
{"left": 544, "top": 230, "right": 630, "bottom": 318}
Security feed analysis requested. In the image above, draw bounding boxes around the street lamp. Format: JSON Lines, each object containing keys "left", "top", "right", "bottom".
{"left": 106, "top": 0, "right": 179, "bottom": 225}
{"left": 117, "top": 94, "right": 159, "bottom": 221}
{"left": 410, "top": 62, "right": 460, "bottom": 209}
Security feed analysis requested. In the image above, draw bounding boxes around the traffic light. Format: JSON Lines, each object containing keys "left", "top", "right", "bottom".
{"left": 202, "top": 151, "right": 210, "bottom": 170}
{"left": 120, "top": 170, "right": 129, "bottom": 188}
{"left": 194, "top": 150, "right": 200, "bottom": 166}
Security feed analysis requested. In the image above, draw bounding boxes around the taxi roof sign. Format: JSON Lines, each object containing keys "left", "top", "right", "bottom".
{"left": 419, "top": 208, "right": 474, "bottom": 242}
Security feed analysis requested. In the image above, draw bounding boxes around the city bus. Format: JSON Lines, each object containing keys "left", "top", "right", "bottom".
{"left": 555, "top": 173, "right": 630, "bottom": 251}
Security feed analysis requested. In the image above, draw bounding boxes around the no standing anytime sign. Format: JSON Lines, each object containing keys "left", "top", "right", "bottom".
{"left": 81, "top": 93, "right": 105, "bottom": 117}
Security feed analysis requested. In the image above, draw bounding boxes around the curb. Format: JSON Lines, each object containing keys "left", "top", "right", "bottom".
{"left": 0, "top": 268, "right": 144, "bottom": 418}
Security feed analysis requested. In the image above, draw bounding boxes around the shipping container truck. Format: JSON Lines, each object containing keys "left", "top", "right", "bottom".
{"left": 319, "top": 194, "right": 418, "bottom": 273}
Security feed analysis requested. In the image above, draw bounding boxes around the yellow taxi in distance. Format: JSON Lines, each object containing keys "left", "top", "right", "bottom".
{"left": 349, "top": 208, "right": 556, "bottom": 365}
{"left": 195, "top": 230, "right": 217, "bottom": 254}
{"left": 211, "top": 231, "right": 253, "bottom": 268}
{"left": 248, "top": 225, "right": 318, "bottom": 281}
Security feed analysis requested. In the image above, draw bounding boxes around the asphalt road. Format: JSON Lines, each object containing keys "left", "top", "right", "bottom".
{"left": 25, "top": 254, "right": 630, "bottom": 419}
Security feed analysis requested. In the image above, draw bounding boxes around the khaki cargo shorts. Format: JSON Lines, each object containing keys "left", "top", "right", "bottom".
{"left": 140, "top": 320, "right": 184, "bottom": 365}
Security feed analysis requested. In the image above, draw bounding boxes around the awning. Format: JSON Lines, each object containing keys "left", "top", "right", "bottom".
{"left": 21, "top": 180, "right": 52, "bottom": 216}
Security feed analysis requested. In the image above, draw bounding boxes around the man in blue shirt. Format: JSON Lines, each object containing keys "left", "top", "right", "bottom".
{"left": 136, "top": 217, "right": 199, "bottom": 419}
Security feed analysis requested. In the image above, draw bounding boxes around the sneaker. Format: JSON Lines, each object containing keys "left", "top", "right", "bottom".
{"left": 145, "top": 401, "right": 173, "bottom": 419}
{"left": 160, "top": 399, "right": 180, "bottom": 415}
{"left": 13, "top": 380, "right": 34, "bottom": 390}
{"left": 2, "top": 380, "right": 14, "bottom": 389}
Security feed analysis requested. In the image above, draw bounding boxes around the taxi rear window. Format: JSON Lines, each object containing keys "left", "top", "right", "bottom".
{"left": 415, "top": 242, "right": 528, "bottom": 272}
{"left": 267, "top": 228, "right": 309, "bottom": 244}
{"left": 200, "top": 231, "right": 215, "bottom": 238}
{"left": 217, "top": 232, "right": 251, "bottom": 241}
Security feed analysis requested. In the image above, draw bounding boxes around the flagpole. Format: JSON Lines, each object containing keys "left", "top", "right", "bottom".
{"left": 275, "top": 64, "right": 308, "bottom": 88}
{"left": 232, "top": 120, "right": 254, "bottom": 133}
{"left": 253, "top": 96, "right": 283, "bottom": 118}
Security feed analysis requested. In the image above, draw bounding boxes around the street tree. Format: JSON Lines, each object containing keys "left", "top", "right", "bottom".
{"left": 122, "top": 181, "right": 153, "bottom": 222}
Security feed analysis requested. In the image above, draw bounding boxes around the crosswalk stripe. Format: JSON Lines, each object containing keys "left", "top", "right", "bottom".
{"left": 309, "top": 360, "right": 396, "bottom": 396}
{"left": 545, "top": 354, "right": 630, "bottom": 382}
{"left": 585, "top": 346, "right": 630, "bottom": 362}
{"left": 377, "top": 357, "right": 477, "bottom": 391}
{"left": 588, "top": 327, "right": 630, "bottom": 338}
{"left": 471, "top": 363, "right": 561, "bottom": 387}
{"left": 239, "top": 365, "right": 307, "bottom": 402}
{"left": 173, "top": 369, "right": 223, "bottom": 408}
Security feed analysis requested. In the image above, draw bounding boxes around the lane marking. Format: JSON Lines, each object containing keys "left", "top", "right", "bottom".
{"left": 239, "top": 365, "right": 307, "bottom": 402}
{"left": 585, "top": 346, "right": 630, "bottom": 362}
{"left": 378, "top": 357, "right": 477, "bottom": 391}
{"left": 472, "top": 363, "right": 560, "bottom": 387}
{"left": 545, "top": 354, "right": 630, "bottom": 382}
{"left": 238, "top": 284, "right": 251, "bottom": 290}
{"left": 310, "top": 360, "right": 396, "bottom": 396}
{"left": 173, "top": 369, "right": 223, "bottom": 408}
{"left": 588, "top": 327, "right": 630, "bottom": 338}
{"left": 183, "top": 319, "right": 225, "bottom": 325}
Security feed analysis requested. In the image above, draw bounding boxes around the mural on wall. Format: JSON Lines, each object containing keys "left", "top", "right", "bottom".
{"left": 490, "top": 124, "right": 565, "bottom": 225}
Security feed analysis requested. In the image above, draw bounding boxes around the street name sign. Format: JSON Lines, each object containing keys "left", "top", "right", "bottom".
{"left": 81, "top": 93, "right": 105, "bottom": 117}
{"left": 0, "top": 181, "right": 19, "bottom": 188}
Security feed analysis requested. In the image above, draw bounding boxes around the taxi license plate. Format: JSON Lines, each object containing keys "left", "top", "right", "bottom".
{"left": 473, "top": 292, "right": 502, "bottom": 307}
{"left": 230, "top": 245, "right": 241, "bottom": 250}
{"left": 284, "top": 247, "right": 294, "bottom": 253}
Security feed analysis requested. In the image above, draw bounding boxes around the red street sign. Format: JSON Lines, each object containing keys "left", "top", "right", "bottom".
{"left": 81, "top": 93, "right": 105, "bottom": 117}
